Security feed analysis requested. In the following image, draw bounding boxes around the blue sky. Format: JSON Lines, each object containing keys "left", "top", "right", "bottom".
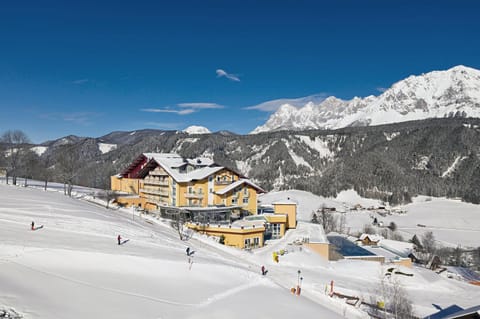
{"left": 1, "top": 0, "right": 480, "bottom": 143}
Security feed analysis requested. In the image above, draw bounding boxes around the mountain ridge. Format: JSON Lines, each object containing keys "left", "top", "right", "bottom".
{"left": 252, "top": 65, "right": 480, "bottom": 133}
{"left": 11, "top": 117, "right": 480, "bottom": 206}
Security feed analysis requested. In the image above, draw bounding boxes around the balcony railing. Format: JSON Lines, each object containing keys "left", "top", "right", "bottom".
{"left": 150, "top": 170, "right": 168, "bottom": 176}
{"left": 141, "top": 188, "right": 169, "bottom": 197}
{"left": 184, "top": 192, "right": 204, "bottom": 199}
{"left": 146, "top": 198, "right": 169, "bottom": 206}
{"left": 144, "top": 179, "right": 169, "bottom": 186}
{"left": 215, "top": 180, "right": 234, "bottom": 185}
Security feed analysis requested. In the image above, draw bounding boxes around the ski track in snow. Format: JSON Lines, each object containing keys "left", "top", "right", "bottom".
{"left": 10, "top": 260, "right": 199, "bottom": 307}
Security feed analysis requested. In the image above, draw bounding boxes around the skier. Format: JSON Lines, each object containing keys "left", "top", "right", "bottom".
{"left": 186, "top": 246, "right": 190, "bottom": 256}
{"left": 117, "top": 234, "right": 121, "bottom": 245}
{"left": 31, "top": 221, "right": 35, "bottom": 230}
{"left": 261, "top": 265, "right": 265, "bottom": 275}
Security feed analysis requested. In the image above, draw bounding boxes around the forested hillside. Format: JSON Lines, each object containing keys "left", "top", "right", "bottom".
{"left": 2, "top": 118, "right": 480, "bottom": 205}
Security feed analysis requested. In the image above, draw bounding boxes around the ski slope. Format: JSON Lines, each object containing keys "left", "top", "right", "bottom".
{"left": 1, "top": 183, "right": 479, "bottom": 318}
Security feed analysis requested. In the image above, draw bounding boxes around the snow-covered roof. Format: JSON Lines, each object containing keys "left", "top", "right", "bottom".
{"left": 181, "top": 166, "right": 224, "bottom": 182}
{"left": 295, "top": 221, "right": 328, "bottom": 243}
{"left": 215, "top": 178, "right": 265, "bottom": 195}
{"left": 142, "top": 153, "right": 222, "bottom": 183}
{"left": 361, "top": 245, "right": 402, "bottom": 261}
{"left": 231, "top": 219, "right": 266, "bottom": 229}
{"left": 378, "top": 239, "right": 414, "bottom": 258}
{"left": 359, "top": 233, "right": 383, "bottom": 242}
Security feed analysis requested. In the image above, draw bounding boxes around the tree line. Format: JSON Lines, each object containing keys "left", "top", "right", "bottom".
{"left": 0, "top": 129, "right": 105, "bottom": 196}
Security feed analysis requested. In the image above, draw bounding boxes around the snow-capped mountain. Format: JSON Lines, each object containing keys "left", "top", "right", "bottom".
{"left": 252, "top": 65, "right": 480, "bottom": 133}
{"left": 183, "top": 125, "right": 211, "bottom": 135}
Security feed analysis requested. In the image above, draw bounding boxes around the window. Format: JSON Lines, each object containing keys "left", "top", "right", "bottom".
{"left": 188, "top": 186, "right": 193, "bottom": 194}
{"left": 209, "top": 176, "right": 213, "bottom": 182}
{"left": 242, "top": 198, "right": 248, "bottom": 205}
{"left": 244, "top": 238, "right": 251, "bottom": 249}
{"left": 272, "top": 224, "right": 281, "bottom": 239}
{"left": 232, "top": 198, "right": 237, "bottom": 204}
{"left": 231, "top": 175, "right": 234, "bottom": 181}
{"left": 198, "top": 188, "right": 203, "bottom": 194}
{"left": 209, "top": 188, "right": 213, "bottom": 193}
{"left": 243, "top": 187, "right": 248, "bottom": 195}
{"left": 245, "top": 238, "right": 260, "bottom": 249}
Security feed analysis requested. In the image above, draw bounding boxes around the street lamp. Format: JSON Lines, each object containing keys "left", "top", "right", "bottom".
{"left": 297, "top": 270, "right": 301, "bottom": 286}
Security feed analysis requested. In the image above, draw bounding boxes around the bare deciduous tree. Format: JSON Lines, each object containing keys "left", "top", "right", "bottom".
{"left": 38, "top": 156, "right": 55, "bottom": 191}
{"left": 422, "top": 231, "right": 436, "bottom": 257}
{"left": 20, "top": 150, "right": 40, "bottom": 187}
{"left": 1, "top": 130, "right": 31, "bottom": 185}
{"left": 96, "top": 189, "right": 121, "bottom": 209}
{"left": 170, "top": 211, "right": 189, "bottom": 240}
{"left": 363, "top": 223, "right": 377, "bottom": 235}
{"left": 371, "top": 270, "right": 415, "bottom": 319}
{"left": 313, "top": 205, "right": 339, "bottom": 234}
{"left": 55, "top": 145, "right": 81, "bottom": 196}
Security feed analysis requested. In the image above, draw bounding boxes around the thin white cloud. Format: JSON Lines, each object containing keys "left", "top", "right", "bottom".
{"left": 376, "top": 87, "right": 388, "bottom": 93}
{"left": 72, "top": 79, "right": 89, "bottom": 85}
{"left": 141, "top": 102, "right": 223, "bottom": 115}
{"left": 178, "top": 109, "right": 196, "bottom": 115}
{"left": 141, "top": 108, "right": 178, "bottom": 113}
{"left": 178, "top": 103, "right": 224, "bottom": 109}
{"left": 140, "top": 108, "right": 196, "bottom": 115}
{"left": 216, "top": 69, "right": 240, "bottom": 82}
{"left": 245, "top": 93, "right": 329, "bottom": 112}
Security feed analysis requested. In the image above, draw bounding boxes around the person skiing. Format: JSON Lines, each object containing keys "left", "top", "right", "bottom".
{"left": 186, "top": 247, "right": 190, "bottom": 256}
{"left": 261, "top": 265, "right": 268, "bottom": 275}
{"left": 117, "top": 234, "right": 121, "bottom": 245}
{"left": 31, "top": 221, "right": 35, "bottom": 230}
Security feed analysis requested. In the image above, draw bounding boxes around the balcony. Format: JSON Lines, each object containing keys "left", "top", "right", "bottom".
{"left": 215, "top": 180, "right": 234, "bottom": 185}
{"left": 150, "top": 170, "right": 168, "bottom": 176}
{"left": 146, "top": 198, "right": 169, "bottom": 206}
{"left": 141, "top": 188, "right": 169, "bottom": 197}
{"left": 144, "top": 179, "right": 169, "bottom": 186}
{"left": 184, "top": 192, "right": 204, "bottom": 199}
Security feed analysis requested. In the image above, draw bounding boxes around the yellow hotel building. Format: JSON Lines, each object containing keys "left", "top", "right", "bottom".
{"left": 112, "top": 153, "right": 302, "bottom": 250}
{"left": 111, "top": 153, "right": 265, "bottom": 215}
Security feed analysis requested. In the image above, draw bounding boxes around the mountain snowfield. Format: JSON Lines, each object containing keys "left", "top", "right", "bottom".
{"left": 1, "top": 181, "right": 480, "bottom": 318}
{"left": 183, "top": 125, "right": 211, "bottom": 134}
{"left": 252, "top": 65, "right": 480, "bottom": 133}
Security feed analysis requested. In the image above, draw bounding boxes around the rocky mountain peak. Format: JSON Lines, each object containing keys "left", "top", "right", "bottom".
{"left": 251, "top": 65, "right": 480, "bottom": 133}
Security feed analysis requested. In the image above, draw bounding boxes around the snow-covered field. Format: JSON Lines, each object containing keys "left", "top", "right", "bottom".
{"left": 260, "top": 190, "right": 480, "bottom": 247}
{"left": 1, "top": 183, "right": 480, "bottom": 318}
